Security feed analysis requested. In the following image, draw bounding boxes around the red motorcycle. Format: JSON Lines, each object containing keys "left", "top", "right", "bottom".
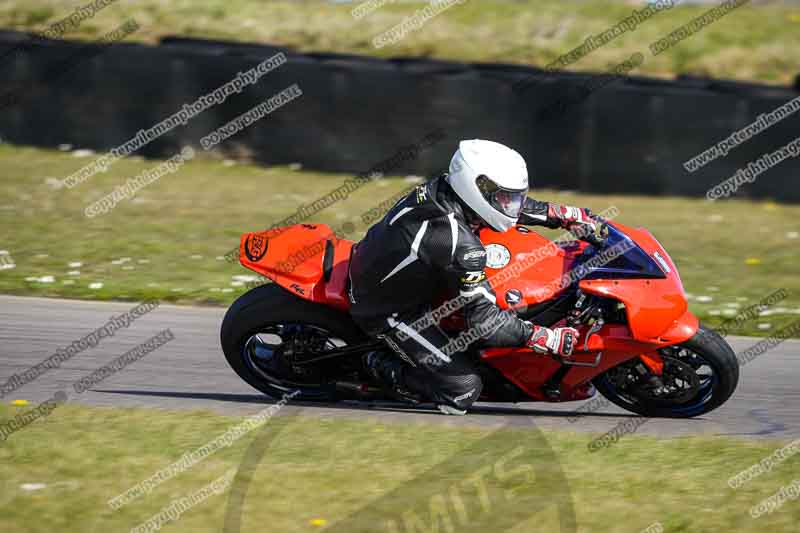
{"left": 221, "top": 216, "right": 739, "bottom": 417}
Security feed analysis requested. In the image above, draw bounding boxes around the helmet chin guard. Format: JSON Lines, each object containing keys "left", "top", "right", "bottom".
{"left": 447, "top": 140, "right": 529, "bottom": 232}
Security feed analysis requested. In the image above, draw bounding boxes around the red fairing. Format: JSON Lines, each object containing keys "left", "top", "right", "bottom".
{"left": 472, "top": 222, "right": 697, "bottom": 401}
{"left": 579, "top": 222, "right": 692, "bottom": 343}
{"left": 238, "top": 223, "right": 353, "bottom": 311}
{"left": 477, "top": 225, "right": 586, "bottom": 310}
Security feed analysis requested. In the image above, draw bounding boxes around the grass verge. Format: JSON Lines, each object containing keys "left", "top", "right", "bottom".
{"left": 0, "top": 143, "right": 798, "bottom": 337}
{"left": 0, "top": 0, "right": 798, "bottom": 85}
{"left": 1, "top": 402, "right": 799, "bottom": 532}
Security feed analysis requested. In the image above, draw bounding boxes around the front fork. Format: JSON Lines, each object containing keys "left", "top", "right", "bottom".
{"left": 544, "top": 290, "right": 666, "bottom": 398}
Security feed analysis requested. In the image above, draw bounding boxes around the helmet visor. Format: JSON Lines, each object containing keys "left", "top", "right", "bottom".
{"left": 476, "top": 175, "right": 528, "bottom": 219}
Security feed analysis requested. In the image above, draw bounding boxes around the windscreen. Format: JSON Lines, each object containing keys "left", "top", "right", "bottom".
{"left": 582, "top": 224, "right": 666, "bottom": 279}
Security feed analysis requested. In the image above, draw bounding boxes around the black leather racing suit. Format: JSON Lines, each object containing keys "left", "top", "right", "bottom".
{"left": 348, "top": 174, "right": 562, "bottom": 410}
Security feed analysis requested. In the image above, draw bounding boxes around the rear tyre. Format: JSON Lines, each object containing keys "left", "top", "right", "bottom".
{"left": 220, "top": 284, "right": 368, "bottom": 401}
{"left": 593, "top": 324, "right": 739, "bottom": 418}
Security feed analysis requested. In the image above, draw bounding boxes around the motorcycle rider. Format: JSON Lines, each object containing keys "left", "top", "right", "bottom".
{"left": 348, "top": 139, "right": 597, "bottom": 414}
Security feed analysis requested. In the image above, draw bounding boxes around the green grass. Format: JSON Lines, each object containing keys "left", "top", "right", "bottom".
{"left": 0, "top": 142, "right": 798, "bottom": 337}
{"left": 1, "top": 402, "right": 799, "bottom": 532}
{"left": 0, "top": 0, "right": 798, "bottom": 85}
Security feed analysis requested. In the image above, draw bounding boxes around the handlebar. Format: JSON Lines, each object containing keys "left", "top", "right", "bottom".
{"left": 575, "top": 212, "right": 608, "bottom": 248}
{"left": 582, "top": 230, "right": 606, "bottom": 248}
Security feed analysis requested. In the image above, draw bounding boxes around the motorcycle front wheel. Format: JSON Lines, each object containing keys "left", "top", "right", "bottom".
{"left": 593, "top": 324, "right": 739, "bottom": 418}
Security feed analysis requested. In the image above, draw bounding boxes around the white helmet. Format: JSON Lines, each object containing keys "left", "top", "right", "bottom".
{"left": 447, "top": 139, "right": 529, "bottom": 232}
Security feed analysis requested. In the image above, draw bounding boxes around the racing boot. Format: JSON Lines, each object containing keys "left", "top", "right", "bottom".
{"left": 363, "top": 351, "right": 421, "bottom": 404}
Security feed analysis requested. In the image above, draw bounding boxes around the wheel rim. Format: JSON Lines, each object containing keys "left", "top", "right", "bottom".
{"left": 241, "top": 322, "right": 348, "bottom": 395}
{"left": 598, "top": 344, "right": 719, "bottom": 416}
{"left": 655, "top": 345, "right": 718, "bottom": 415}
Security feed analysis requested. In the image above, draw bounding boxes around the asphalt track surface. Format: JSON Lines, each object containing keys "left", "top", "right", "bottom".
{"left": 1, "top": 295, "right": 798, "bottom": 440}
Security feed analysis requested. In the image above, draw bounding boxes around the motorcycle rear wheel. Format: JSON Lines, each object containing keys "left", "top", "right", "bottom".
{"left": 593, "top": 324, "right": 739, "bottom": 418}
{"left": 220, "top": 284, "right": 368, "bottom": 401}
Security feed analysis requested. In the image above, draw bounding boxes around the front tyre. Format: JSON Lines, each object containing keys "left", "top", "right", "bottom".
{"left": 593, "top": 324, "right": 739, "bottom": 418}
{"left": 220, "top": 284, "right": 368, "bottom": 401}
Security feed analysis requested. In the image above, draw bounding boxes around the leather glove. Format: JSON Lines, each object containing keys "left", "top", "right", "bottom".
{"left": 525, "top": 322, "right": 579, "bottom": 358}
{"left": 548, "top": 204, "right": 597, "bottom": 238}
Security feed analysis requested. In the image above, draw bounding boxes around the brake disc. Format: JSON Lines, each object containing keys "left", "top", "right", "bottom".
{"left": 636, "top": 355, "right": 701, "bottom": 405}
